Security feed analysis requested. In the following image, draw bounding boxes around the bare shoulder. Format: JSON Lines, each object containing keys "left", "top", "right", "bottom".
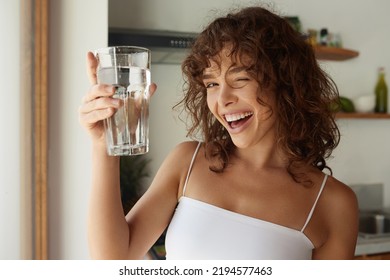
{"left": 161, "top": 141, "right": 201, "bottom": 171}
{"left": 319, "top": 175, "right": 359, "bottom": 228}
{"left": 167, "top": 141, "right": 201, "bottom": 159}
{"left": 313, "top": 174, "right": 359, "bottom": 259}
{"left": 322, "top": 175, "right": 359, "bottom": 214}
{"left": 153, "top": 141, "right": 201, "bottom": 195}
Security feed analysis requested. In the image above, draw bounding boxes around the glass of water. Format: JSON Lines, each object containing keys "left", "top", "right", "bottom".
{"left": 95, "top": 46, "right": 151, "bottom": 156}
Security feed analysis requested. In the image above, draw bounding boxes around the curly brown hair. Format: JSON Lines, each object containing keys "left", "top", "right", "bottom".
{"left": 177, "top": 6, "right": 340, "bottom": 183}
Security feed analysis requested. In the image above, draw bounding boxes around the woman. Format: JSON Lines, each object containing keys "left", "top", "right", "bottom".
{"left": 79, "top": 6, "right": 358, "bottom": 259}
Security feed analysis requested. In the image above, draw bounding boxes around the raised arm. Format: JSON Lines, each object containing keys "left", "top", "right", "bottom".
{"left": 79, "top": 52, "right": 191, "bottom": 259}
{"left": 78, "top": 52, "right": 157, "bottom": 259}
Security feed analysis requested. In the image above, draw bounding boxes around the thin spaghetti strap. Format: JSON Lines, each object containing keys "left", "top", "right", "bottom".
{"left": 182, "top": 142, "right": 202, "bottom": 197}
{"left": 301, "top": 174, "right": 328, "bottom": 232}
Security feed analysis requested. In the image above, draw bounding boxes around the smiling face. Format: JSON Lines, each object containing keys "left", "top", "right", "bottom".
{"left": 203, "top": 50, "right": 278, "bottom": 149}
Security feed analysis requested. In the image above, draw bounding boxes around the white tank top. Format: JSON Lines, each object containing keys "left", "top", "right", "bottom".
{"left": 165, "top": 142, "right": 327, "bottom": 260}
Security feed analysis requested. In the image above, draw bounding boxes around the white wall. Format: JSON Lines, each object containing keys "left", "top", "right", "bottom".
{"left": 0, "top": 0, "right": 21, "bottom": 260}
{"left": 48, "top": 0, "right": 108, "bottom": 259}
{"left": 109, "top": 0, "right": 390, "bottom": 207}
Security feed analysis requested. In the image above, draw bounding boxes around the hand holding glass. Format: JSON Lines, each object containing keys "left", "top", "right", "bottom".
{"left": 95, "top": 46, "right": 151, "bottom": 156}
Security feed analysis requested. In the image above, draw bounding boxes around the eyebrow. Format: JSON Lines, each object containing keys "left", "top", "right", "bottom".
{"left": 202, "top": 65, "right": 248, "bottom": 80}
{"left": 227, "top": 66, "right": 247, "bottom": 75}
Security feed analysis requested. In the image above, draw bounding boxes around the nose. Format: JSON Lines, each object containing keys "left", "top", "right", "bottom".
{"left": 218, "top": 83, "right": 237, "bottom": 107}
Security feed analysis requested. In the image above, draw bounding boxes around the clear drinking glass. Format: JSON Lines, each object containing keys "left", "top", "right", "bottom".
{"left": 95, "top": 46, "right": 151, "bottom": 156}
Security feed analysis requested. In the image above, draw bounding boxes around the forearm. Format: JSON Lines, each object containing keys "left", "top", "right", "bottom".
{"left": 87, "top": 144, "right": 129, "bottom": 259}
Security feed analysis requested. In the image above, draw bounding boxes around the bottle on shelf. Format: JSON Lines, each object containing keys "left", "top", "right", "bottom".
{"left": 374, "top": 67, "right": 388, "bottom": 113}
{"left": 319, "top": 28, "right": 328, "bottom": 46}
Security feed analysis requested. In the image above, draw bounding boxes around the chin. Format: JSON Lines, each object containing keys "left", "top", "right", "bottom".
{"left": 229, "top": 137, "right": 252, "bottom": 149}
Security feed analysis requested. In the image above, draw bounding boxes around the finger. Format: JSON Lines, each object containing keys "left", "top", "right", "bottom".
{"left": 82, "top": 84, "right": 116, "bottom": 104}
{"left": 80, "top": 96, "right": 121, "bottom": 115}
{"left": 148, "top": 83, "right": 157, "bottom": 98}
{"left": 79, "top": 107, "right": 116, "bottom": 126}
{"left": 86, "top": 51, "right": 98, "bottom": 85}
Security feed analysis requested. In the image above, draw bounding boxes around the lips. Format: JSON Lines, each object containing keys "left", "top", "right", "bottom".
{"left": 224, "top": 111, "right": 253, "bottom": 129}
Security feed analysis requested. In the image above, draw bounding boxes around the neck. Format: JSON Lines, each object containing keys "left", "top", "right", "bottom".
{"left": 233, "top": 140, "right": 288, "bottom": 170}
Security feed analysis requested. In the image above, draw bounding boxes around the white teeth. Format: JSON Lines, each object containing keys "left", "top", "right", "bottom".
{"left": 225, "top": 112, "right": 253, "bottom": 122}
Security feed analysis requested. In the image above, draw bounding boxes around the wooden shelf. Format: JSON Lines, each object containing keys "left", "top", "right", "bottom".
{"left": 314, "top": 46, "right": 359, "bottom": 61}
{"left": 336, "top": 112, "right": 390, "bottom": 119}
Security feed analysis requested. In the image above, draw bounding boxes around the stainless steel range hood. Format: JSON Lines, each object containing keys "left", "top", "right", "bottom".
{"left": 108, "top": 28, "right": 198, "bottom": 64}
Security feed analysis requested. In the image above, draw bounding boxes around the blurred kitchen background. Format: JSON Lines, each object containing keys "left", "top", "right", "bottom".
{"left": 1, "top": 0, "right": 390, "bottom": 259}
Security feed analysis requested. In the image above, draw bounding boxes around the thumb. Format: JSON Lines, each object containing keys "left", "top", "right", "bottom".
{"left": 148, "top": 83, "right": 157, "bottom": 97}
{"left": 86, "top": 51, "right": 98, "bottom": 85}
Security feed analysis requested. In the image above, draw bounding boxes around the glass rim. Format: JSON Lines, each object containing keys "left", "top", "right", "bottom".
{"left": 94, "top": 46, "right": 150, "bottom": 55}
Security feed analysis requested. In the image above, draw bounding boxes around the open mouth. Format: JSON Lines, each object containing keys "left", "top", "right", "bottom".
{"left": 224, "top": 112, "right": 253, "bottom": 129}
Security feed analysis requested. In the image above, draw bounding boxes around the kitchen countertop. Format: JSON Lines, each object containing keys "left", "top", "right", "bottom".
{"left": 355, "top": 235, "right": 390, "bottom": 256}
